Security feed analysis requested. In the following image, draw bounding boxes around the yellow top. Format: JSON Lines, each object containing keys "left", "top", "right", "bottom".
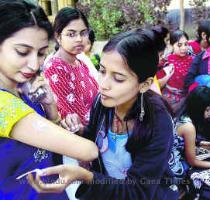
{"left": 150, "top": 75, "right": 162, "bottom": 95}
{"left": 0, "top": 90, "right": 34, "bottom": 138}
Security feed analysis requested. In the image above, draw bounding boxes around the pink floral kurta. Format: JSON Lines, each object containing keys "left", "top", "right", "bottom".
{"left": 44, "top": 57, "right": 98, "bottom": 125}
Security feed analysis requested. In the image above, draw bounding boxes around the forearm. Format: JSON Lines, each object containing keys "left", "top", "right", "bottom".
{"left": 158, "top": 75, "right": 171, "bottom": 88}
{"left": 192, "top": 159, "right": 210, "bottom": 169}
{"left": 10, "top": 113, "right": 98, "bottom": 161}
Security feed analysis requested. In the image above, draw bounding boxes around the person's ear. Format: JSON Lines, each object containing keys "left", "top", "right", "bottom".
{"left": 139, "top": 77, "right": 154, "bottom": 93}
{"left": 54, "top": 32, "right": 61, "bottom": 44}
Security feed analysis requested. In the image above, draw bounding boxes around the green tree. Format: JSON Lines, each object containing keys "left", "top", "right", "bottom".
{"left": 77, "top": 0, "right": 171, "bottom": 39}
{"left": 88, "top": 0, "right": 122, "bottom": 39}
{"left": 189, "top": 0, "right": 210, "bottom": 24}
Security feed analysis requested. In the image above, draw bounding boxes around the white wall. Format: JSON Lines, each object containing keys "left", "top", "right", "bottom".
{"left": 168, "top": 0, "right": 210, "bottom": 10}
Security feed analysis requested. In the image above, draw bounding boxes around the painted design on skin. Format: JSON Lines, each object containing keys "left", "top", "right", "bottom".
{"left": 32, "top": 120, "right": 49, "bottom": 162}
{"left": 32, "top": 119, "right": 46, "bottom": 131}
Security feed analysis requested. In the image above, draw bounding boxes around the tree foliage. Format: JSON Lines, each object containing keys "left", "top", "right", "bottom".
{"left": 189, "top": 0, "right": 210, "bottom": 24}
{"left": 76, "top": 0, "right": 172, "bottom": 40}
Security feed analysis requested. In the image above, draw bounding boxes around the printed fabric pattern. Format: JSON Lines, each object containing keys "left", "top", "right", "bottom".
{"left": 44, "top": 57, "right": 98, "bottom": 125}
{"left": 0, "top": 89, "right": 68, "bottom": 199}
{"left": 191, "top": 169, "right": 210, "bottom": 189}
{"left": 160, "top": 54, "right": 193, "bottom": 105}
{"left": 0, "top": 90, "right": 34, "bottom": 138}
{"left": 168, "top": 116, "right": 191, "bottom": 178}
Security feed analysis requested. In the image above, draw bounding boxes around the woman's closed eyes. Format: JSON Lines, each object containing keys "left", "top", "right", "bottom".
{"left": 99, "top": 66, "right": 126, "bottom": 83}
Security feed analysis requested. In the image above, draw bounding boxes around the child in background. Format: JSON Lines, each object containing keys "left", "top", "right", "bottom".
{"left": 44, "top": 7, "right": 98, "bottom": 126}
{"left": 43, "top": 8, "right": 99, "bottom": 199}
{"left": 150, "top": 25, "right": 169, "bottom": 95}
{"left": 157, "top": 30, "right": 193, "bottom": 114}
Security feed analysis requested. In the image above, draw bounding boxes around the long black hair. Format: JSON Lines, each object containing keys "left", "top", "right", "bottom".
{"left": 53, "top": 7, "right": 89, "bottom": 34}
{"left": 186, "top": 86, "right": 210, "bottom": 140}
{"left": 101, "top": 28, "right": 171, "bottom": 153}
{"left": 53, "top": 7, "right": 89, "bottom": 51}
{"left": 169, "top": 29, "right": 189, "bottom": 45}
{"left": 0, "top": 0, "right": 53, "bottom": 44}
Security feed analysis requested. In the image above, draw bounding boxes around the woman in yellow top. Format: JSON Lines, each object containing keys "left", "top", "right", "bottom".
{"left": 0, "top": 1, "right": 98, "bottom": 199}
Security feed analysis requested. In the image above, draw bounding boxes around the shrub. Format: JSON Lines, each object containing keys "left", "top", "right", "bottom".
{"left": 189, "top": 0, "right": 210, "bottom": 24}
{"left": 77, "top": 0, "right": 172, "bottom": 40}
{"left": 77, "top": 0, "right": 123, "bottom": 39}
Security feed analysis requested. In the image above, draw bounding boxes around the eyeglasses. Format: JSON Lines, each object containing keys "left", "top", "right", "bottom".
{"left": 61, "top": 30, "right": 89, "bottom": 39}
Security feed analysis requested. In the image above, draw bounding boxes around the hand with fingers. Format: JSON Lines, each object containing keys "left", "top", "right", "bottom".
{"left": 60, "top": 113, "right": 84, "bottom": 134}
{"left": 163, "top": 63, "right": 175, "bottom": 78}
{"left": 29, "top": 75, "right": 54, "bottom": 105}
{"left": 27, "top": 165, "right": 93, "bottom": 193}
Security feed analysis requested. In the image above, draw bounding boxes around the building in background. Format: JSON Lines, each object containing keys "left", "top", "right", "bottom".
{"left": 168, "top": 0, "right": 210, "bottom": 10}
{"left": 39, "top": 0, "right": 76, "bottom": 19}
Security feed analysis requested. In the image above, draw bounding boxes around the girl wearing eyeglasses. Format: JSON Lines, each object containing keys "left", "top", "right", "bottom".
{"left": 43, "top": 7, "right": 99, "bottom": 199}
{"left": 44, "top": 7, "right": 98, "bottom": 129}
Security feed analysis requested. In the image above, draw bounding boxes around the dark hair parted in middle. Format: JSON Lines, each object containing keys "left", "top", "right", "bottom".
{"left": 169, "top": 30, "right": 189, "bottom": 45}
{"left": 103, "top": 29, "right": 161, "bottom": 83}
{"left": 53, "top": 7, "right": 89, "bottom": 35}
{"left": 101, "top": 29, "right": 171, "bottom": 150}
{"left": 0, "top": 0, "right": 53, "bottom": 44}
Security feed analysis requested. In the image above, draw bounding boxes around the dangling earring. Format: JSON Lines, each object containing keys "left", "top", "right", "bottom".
{"left": 139, "top": 93, "right": 145, "bottom": 122}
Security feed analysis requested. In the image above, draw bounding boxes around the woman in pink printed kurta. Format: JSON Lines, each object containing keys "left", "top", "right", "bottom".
{"left": 161, "top": 54, "right": 192, "bottom": 102}
{"left": 44, "top": 8, "right": 98, "bottom": 126}
{"left": 157, "top": 30, "right": 193, "bottom": 113}
{"left": 43, "top": 8, "right": 98, "bottom": 200}
{"left": 44, "top": 57, "right": 98, "bottom": 125}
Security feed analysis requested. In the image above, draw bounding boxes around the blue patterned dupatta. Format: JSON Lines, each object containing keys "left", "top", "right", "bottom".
{"left": 0, "top": 89, "right": 68, "bottom": 199}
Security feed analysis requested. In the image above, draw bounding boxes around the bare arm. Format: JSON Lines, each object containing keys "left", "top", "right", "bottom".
{"left": 10, "top": 112, "right": 98, "bottom": 162}
{"left": 177, "top": 122, "right": 210, "bottom": 168}
{"left": 158, "top": 74, "right": 172, "bottom": 88}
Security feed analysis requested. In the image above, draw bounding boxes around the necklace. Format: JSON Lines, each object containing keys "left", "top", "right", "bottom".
{"left": 112, "top": 113, "right": 126, "bottom": 134}
{"left": 112, "top": 111, "right": 135, "bottom": 137}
